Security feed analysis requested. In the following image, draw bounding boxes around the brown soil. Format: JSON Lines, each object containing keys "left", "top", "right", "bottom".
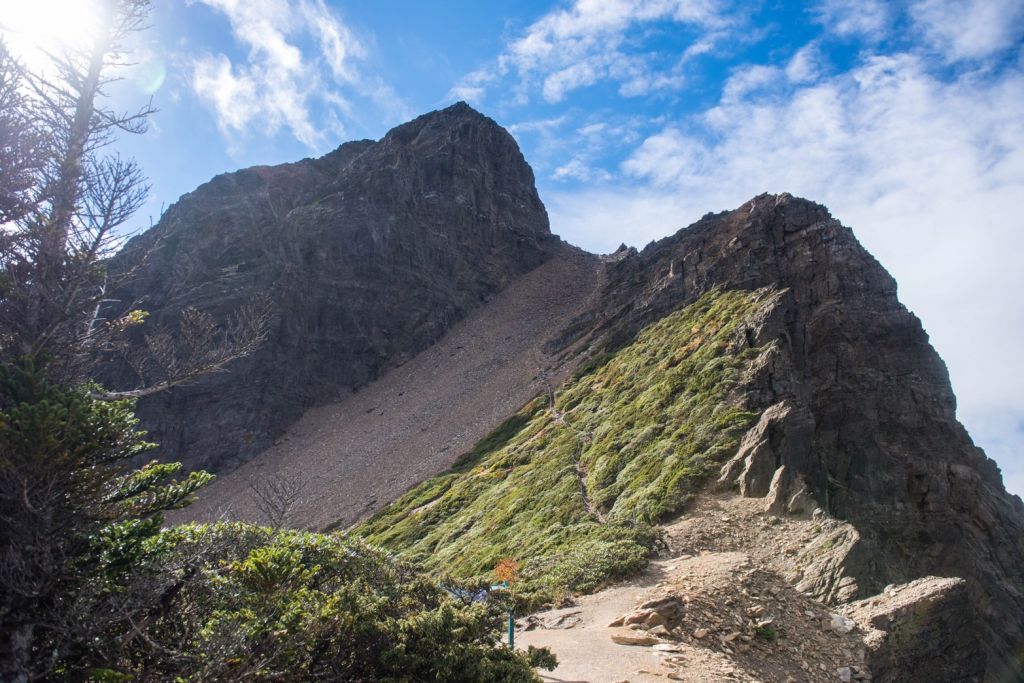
{"left": 518, "top": 493, "right": 871, "bottom": 683}
{"left": 176, "top": 244, "right": 602, "bottom": 530}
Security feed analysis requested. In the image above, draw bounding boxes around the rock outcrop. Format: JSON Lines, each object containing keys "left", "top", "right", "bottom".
{"left": 557, "top": 193, "right": 1024, "bottom": 679}
{"left": 107, "top": 102, "right": 555, "bottom": 472}
{"left": 846, "top": 576, "right": 985, "bottom": 682}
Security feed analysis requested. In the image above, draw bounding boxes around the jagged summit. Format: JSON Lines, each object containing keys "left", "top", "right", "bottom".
{"left": 554, "top": 190, "right": 1024, "bottom": 676}
{"left": 386, "top": 100, "right": 496, "bottom": 133}
{"left": 107, "top": 101, "right": 555, "bottom": 474}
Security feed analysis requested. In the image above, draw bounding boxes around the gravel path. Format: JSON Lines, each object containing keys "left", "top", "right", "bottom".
{"left": 178, "top": 244, "right": 602, "bottom": 530}
{"left": 518, "top": 494, "right": 870, "bottom": 683}
{"left": 520, "top": 566, "right": 674, "bottom": 683}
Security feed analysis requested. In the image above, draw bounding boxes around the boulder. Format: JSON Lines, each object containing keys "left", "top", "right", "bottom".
{"left": 846, "top": 577, "right": 985, "bottom": 682}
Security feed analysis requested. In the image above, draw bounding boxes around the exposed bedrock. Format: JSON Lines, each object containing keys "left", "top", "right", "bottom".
{"left": 846, "top": 576, "right": 986, "bottom": 683}
{"left": 105, "top": 102, "right": 556, "bottom": 473}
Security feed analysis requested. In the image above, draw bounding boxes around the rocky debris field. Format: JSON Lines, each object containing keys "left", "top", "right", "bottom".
{"left": 177, "top": 245, "right": 602, "bottom": 529}
{"left": 517, "top": 493, "right": 947, "bottom": 683}
{"left": 601, "top": 550, "right": 868, "bottom": 682}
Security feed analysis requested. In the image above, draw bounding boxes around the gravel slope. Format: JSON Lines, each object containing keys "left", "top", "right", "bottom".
{"left": 177, "top": 244, "right": 602, "bottom": 530}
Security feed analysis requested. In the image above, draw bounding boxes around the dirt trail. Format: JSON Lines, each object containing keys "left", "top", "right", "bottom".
{"left": 519, "top": 494, "right": 870, "bottom": 683}
{"left": 178, "top": 244, "right": 602, "bottom": 530}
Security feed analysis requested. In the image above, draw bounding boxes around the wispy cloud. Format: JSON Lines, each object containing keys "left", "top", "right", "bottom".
{"left": 909, "top": 0, "right": 1024, "bottom": 62}
{"left": 553, "top": 157, "right": 613, "bottom": 182}
{"left": 448, "top": 67, "right": 498, "bottom": 105}
{"left": 449, "top": 0, "right": 732, "bottom": 105}
{"left": 785, "top": 42, "right": 823, "bottom": 83}
{"left": 507, "top": 112, "right": 651, "bottom": 183}
{"left": 189, "top": 0, "right": 407, "bottom": 150}
{"left": 812, "top": 0, "right": 891, "bottom": 40}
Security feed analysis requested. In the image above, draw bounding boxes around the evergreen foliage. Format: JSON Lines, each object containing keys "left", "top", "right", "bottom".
{"left": 0, "top": 363, "right": 210, "bottom": 679}
{"left": 98, "top": 524, "right": 545, "bottom": 681}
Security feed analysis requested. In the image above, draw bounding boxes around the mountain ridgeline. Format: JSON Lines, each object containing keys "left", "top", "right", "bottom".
{"left": 108, "top": 103, "right": 1023, "bottom": 680}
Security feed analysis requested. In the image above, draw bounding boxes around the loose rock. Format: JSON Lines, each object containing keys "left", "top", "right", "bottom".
{"left": 611, "top": 632, "right": 661, "bottom": 647}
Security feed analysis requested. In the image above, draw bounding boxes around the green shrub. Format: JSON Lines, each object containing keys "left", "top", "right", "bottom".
{"left": 356, "top": 288, "right": 774, "bottom": 604}
{"left": 0, "top": 363, "right": 212, "bottom": 680}
{"left": 0, "top": 364, "right": 544, "bottom": 681}
{"left": 110, "top": 524, "right": 547, "bottom": 681}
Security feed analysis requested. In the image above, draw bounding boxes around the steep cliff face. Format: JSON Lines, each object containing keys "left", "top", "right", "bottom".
{"left": 557, "top": 193, "right": 1024, "bottom": 679}
{"left": 108, "top": 102, "right": 555, "bottom": 472}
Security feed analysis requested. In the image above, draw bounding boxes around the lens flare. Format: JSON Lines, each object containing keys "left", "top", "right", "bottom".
{"left": 0, "top": 0, "right": 103, "bottom": 72}
{"left": 135, "top": 59, "right": 167, "bottom": 95}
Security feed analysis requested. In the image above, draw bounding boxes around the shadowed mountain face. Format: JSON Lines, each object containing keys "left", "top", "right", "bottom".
{"left": 108, "top": 102, "right": 556, "bottom": 473}
{"left": 108, "top": 104, "right": 1022, "bottom": 679}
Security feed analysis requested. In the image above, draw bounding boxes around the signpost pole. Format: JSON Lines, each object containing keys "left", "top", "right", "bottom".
{"left": 491, "top": 580, "right": 514, "bottom": 648}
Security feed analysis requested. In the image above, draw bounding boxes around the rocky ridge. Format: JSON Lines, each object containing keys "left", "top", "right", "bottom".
{"left": 520, "top": 493, "right": 981, "bottom": 683}
{"left": 547, "top": 193, "right": 1024, "bottom": 678}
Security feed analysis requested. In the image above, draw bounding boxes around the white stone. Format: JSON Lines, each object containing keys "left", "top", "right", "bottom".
{"left": 829, "top": 613, "right": 856, "bottom": 634}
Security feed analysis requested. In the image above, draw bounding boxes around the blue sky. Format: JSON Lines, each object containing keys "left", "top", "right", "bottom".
{"left": 3, "top": 0, "right": 1023, "bottom": 495}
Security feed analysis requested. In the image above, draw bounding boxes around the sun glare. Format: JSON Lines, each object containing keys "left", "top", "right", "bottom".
{"left": 0, "top": 0, "right": 103, "bottom": 70}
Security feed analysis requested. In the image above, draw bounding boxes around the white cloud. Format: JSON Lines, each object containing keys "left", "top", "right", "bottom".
{"left": 786, "top": 42, "right": 822, "bottom": 83}
{"left": 552, "top": 157, "right": 613, "bottom": 182}
{"left": 460, "top": 0, "right": 729, "bottom": 104}
{"left": 681, "top": 35, "right": 720, "bottom": 61}
{"left": 192, "top": 53, "right": 260, "bottom": 133}
{"left": 189, "top": 0, "right": 405, "bottom": 150}
{"left": 578, "top": 122, "right": 608, "bottom": 136}
{"left": 813, "top": 0, "right": 890, "bottom": 39}
{"left": 548, "top": 51, "right": 1024, "bottom": 493}
{"left": 543, "top": 59, "right": 602, "bottom": 102}
{"left": 449, "top": 84, "right": 486, "bottom": 104}
{"left": 448, "top": 67, "right": 498, "bottom": 105}
{"left": 719, "top": 63, "right": 782, "bottom": 102}
{"left": 300, "top": 0, "right": 363, "bottom": 82}
{"left": 508, "top": 112, "right": 652, "bottom": 184}
{"left": 507, "top": 116, "right": 570, "bottom": 135}
{"left": 910, "top": 0, "right": 1024, "bottom": 62}
{"left": 621, "top": 127, "right": 702, "bottom": 185}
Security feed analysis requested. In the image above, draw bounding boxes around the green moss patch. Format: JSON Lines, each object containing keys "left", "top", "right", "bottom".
{"left": 356, "top": 288, "right": 773, "bottom": 606}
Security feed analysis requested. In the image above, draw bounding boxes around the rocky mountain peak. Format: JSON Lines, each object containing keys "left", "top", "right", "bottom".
{"left": 382, "top": 100, "right": 495, "bottom": 141}
{"left": 106, "top": 103, "right": 555, "bottom": 473}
